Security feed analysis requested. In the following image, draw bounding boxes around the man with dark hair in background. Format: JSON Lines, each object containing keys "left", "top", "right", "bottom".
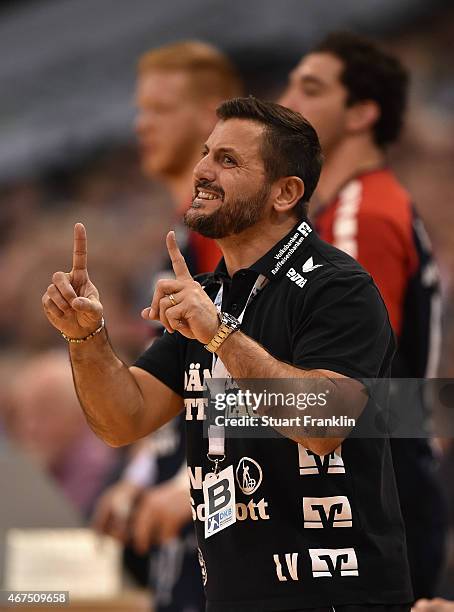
{"left": 43, "top": 96, "right": 413, "bottom": 611}
{"left": 280, "top": 31, "right": 445, "bottom": 598}
{"left": 92, "top": 40, "right": 242, "bottom": 612}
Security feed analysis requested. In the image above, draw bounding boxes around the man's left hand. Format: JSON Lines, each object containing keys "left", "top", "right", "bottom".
{"left": 142, "top": 231, "right": 219, "bottom": 344}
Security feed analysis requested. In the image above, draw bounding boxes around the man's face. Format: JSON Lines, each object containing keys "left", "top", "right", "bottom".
{"left": 279, "top": 52, "right": 348, "bottom": 153}
{"left": 135, "top": 70, "right": 210, "bottom": 178}
{"left": 185, "top": 119, "right": 272, "bottom": 239}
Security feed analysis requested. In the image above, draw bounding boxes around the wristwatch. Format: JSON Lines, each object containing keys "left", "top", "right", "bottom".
{"left": 204, "top": 312, "right": 241, "bottom": 353}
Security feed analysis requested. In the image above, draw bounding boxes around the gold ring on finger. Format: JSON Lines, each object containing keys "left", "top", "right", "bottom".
{"left": 168, "top": 293, "right": 176, "bottom": 307}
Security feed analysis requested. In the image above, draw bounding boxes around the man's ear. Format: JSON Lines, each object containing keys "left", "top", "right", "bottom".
{"left": 346, "top": 99, "right": 380, "bottom": 134}
{"left": 273, "top": 176, "right": 305, "bottom": 214}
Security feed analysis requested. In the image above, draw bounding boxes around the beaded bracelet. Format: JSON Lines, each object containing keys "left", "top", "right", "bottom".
{"left": 60, "top": 317, "right": 105, "bottom": 344}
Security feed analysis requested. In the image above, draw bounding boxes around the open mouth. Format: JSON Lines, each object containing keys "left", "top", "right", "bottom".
{"left": 192, "top": 187, "right": 223, "bottom": 207}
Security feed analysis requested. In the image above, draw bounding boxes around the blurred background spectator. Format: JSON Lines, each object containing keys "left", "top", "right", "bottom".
{"left": 3, "top": 350, "right": 119, "bottom": 517}
{"left": 1, "top": 0, "right": 454, "bottom": 608}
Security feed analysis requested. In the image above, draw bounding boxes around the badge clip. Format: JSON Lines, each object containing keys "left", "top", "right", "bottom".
{"left": 207, "top": 453, "right": 225, "bottom": 477}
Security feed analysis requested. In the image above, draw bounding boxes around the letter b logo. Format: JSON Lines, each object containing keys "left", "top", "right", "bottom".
{"left": 207, "top": 478, "right": 231, "bottom": 514}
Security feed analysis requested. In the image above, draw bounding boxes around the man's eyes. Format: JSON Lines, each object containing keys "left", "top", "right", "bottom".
{"left": 199, "top": 151, "right": 236, "bottom": 165}
{"left": 301, "top": 85, "right": 322, "bottom": 96}
{"left": 222, "top": 155, "right": 236, "bottom": 165}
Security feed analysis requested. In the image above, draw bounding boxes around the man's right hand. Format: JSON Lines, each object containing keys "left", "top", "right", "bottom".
{"left": 42, "top": 223, "right": 104, "bottom": 338}
{"left": 41, "top": 222, "right": 184, "bottom": 447}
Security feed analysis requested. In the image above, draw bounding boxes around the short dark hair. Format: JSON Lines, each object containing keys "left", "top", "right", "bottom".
{"left": 313, "top": 32, "right": 409, "bottom": 147}
{"left": 216, "top": 96, "right": 322, "bottom": 219}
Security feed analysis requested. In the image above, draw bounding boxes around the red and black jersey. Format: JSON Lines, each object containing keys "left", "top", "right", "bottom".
{"left": 188, "top": 231, "right": 222, "bottom": 275}
{"left": 315, "top": 168, "right": 441, "bottom": 378}
{"left": 314, "top": 169, "right": 446, "bottom": 599}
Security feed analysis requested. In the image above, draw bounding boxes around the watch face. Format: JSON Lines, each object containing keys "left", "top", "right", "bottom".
{"left": 221, "top": 312, "right": 240, "bottom": 330}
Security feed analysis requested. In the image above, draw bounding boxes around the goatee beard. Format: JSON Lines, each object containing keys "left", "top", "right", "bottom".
{"left": 184, "top": 182, "right": 271, "bottom": 239}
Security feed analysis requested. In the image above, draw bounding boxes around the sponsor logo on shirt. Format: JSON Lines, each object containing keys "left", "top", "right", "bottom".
{"left": 273, "top": 553, "right": 299, "bottom": 582}
{"left": 235, "top": 457, "right": 262, "bottom": 495}
{"left": 286, "top": 267, "right": 307, "bottom": 288}
{"left": 298, "top": 445, "right": 346, "bottom": 475}
{"left": 191, "top": 494, "right": 270, "bottom": 523}
{"left": 188, "top": 459, "right": 270, "bottom": 523}
{"left": 272, "top": 547, "right": 358, "bottom": 582}
{"left": 302, "top": 256, "right": 323, "bottom": 273}
{"left": 184, "top": 362, "right": 211, "bottom": 421}
{"left": 309, "top": 548, "right": 359, "bottom": 577}
{"left": 270, "top": 222, "right": 313, "bottom": 276}
{"left": 297, "top": 221, "right": 312, "bottom": 237}
{"left": 303, "top": 496, "right": 352, "bottom": 528}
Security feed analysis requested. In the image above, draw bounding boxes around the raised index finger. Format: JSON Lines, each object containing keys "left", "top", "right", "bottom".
{"left": 166, "top": 231, "right": 191, "bottom": 279}
{"left": 72, "top": 222, "right": 87, "bottom": 271}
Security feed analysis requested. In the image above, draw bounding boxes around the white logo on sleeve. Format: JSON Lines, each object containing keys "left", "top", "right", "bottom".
{"left": 298, "top": 445, "right": 346, "bottom": 475}
{"left": 303, "top": 496, "right": 352, "bottom": 528}
{"left": 302, "top": 256, "right": 323, "bottom": 273}
{"left": 235, "top": 457, "right": 262, "bottom": 495}
{"left": 309, "top": 548, "right": 359, "bottom": 577}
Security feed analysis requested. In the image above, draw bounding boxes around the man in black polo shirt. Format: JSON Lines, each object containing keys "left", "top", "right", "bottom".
{"left": 42, "top": 97, "right": 413, "bottom": 611}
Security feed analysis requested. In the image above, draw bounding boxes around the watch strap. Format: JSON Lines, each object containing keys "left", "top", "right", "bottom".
{"left": 204, "top": 313, "right": 240, "bottom": 353}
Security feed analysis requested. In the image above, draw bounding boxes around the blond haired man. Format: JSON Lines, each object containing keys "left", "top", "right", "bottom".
{"left": 136, "top": 41, "right": 243, "bottom": 272}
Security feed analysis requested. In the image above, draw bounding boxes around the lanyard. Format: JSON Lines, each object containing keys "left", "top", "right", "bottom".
{"left": 207, "top": 273, "right": 268, "bottom": 468}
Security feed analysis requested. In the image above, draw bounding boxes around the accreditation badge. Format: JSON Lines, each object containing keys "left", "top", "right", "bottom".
{"left": 203, "top": 465, "right": 236, "bottom": 538}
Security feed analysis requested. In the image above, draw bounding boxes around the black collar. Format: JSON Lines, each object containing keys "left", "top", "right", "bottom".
{"left": 213, "top": 218, "right": 315, "bottom": 282}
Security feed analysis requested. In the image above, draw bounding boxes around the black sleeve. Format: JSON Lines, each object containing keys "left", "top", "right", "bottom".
{"left": 293, "top": 271, "right": 395, "bottom": 379}
{"left": 134, "top": 330, "right": 187, "bottom": 397}
{"left": 394, "top": 210, "right": 441, "bottom": 378}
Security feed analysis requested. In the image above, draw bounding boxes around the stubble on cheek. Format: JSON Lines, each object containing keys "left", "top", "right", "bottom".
{"left": 184, "top": 182, "right": 270, "bottom": 239}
